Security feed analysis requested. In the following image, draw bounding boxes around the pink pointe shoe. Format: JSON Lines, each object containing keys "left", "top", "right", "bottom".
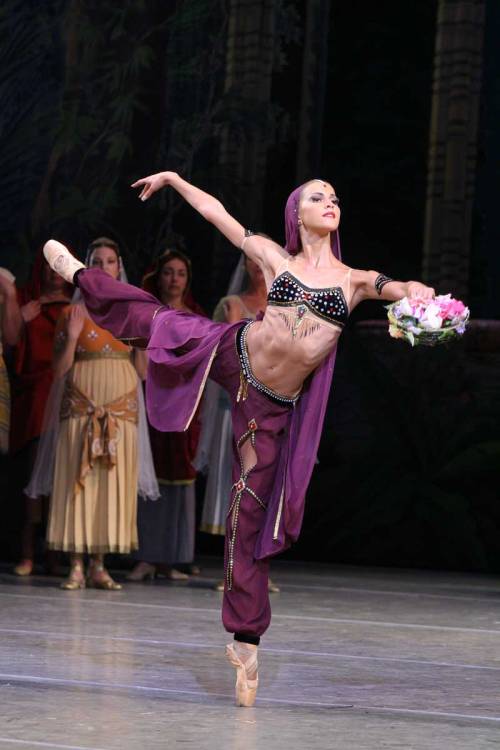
{"left": 43, "top": 240, "right": 85, "bottom": 283}
{"left": 225, "top": 642, "right": 258, "bottom": 707}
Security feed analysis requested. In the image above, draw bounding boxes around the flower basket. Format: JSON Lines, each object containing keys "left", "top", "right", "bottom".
{"left": 386, "top": 295, "right": 470, "bottom": 347}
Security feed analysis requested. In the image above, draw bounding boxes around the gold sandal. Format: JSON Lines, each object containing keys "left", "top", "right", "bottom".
{"left": 87, "top": 563, "right": 122, "bottom": 591}
{"left": 60, "top": 563, "right": 86, "bottom": 590}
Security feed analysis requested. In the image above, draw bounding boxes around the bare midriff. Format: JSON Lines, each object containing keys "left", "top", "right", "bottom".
{"left": 245, "top": 306, "right": 342, "bottom": 397}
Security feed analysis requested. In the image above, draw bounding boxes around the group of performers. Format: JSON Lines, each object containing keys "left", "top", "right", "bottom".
{"left": 4, "top": 239, "right": 243, "bottom": 588}
{"left": 36, "top": 170, "right": 434, "bottom": 707}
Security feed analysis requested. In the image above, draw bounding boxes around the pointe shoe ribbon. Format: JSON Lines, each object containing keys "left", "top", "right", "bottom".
{"left": 43, "top": 239, "right": 85, "bottom": 284}
{"left": 225, "top": 643, "right": 258, "bottom": 707}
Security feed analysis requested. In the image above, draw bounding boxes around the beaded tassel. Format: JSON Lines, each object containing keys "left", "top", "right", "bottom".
{"left": 237, "top": 371, "right": 248, "bottom": 402}
{"left": 293, "top": 304, "right": 307, "bottom": 337}
{"left": 278, "top": 309, "right": 322, "bottom": 339}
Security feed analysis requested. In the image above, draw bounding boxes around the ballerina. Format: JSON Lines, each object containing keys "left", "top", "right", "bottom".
{"left": 43, "top": 171, "right": 434, "bottom": 706}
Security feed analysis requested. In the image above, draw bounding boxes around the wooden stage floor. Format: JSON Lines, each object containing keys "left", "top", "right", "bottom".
{"left": 0, "top": 560, "right": 499, "bottom": 749}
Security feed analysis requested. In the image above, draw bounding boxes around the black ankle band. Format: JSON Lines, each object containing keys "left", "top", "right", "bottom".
{"left": 73, "top": 268, "right": 85, "bottom": 287}
{"left": 234, "top": 633, "right": 260, "bottom": 646}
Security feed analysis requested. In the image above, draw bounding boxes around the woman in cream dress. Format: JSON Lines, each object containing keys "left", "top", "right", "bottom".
{"left": 46, "top": 238, "right": 154, "bottom": 590}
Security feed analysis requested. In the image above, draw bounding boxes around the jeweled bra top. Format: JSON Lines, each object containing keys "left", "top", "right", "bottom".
{"left": 267, "top": 269, "right": 350, "bottom": 338}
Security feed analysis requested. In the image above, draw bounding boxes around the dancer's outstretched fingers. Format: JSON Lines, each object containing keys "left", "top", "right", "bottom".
{"left": 131, "top": 177, "right": 150, "bottom": 200}
{"left": 131, "top": 177, "right": 151, "bottom": 201}
{"left": 131, "top": 172, "right": 169, "bottom": 201}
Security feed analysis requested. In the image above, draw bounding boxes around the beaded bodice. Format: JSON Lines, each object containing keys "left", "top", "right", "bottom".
{"left": 267, "top": 271, "right": 349, "bottom": 337}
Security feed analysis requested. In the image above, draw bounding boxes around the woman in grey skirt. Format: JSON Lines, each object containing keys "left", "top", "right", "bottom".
{"left": 128, "top": 249, "right": 206, "bottom": 582}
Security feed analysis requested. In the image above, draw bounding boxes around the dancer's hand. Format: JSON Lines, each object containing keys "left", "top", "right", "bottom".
{"left": 131, "top": 171, "right": 178, "bottom": 201}
{"left": 67, "top": 305, "right": 85, "bottom": 340}
{"left": 407, "top": 281, "right": 435, "bottom": 301}
{"left": 21, "top": 300, "right": 41, "bottom": 323}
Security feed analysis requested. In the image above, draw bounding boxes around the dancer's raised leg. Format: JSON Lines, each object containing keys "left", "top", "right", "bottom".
{"left": 44, "top": 240, "right": 162, "bottom": 342}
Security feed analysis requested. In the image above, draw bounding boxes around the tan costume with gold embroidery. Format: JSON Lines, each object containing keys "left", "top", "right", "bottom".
{"left": 47, "top": 309, "right": 139, "bottom": 553}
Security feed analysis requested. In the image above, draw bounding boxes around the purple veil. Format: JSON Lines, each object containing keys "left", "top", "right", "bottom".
{"left": 284, "top": 180, "right": 341, "bottom": 258}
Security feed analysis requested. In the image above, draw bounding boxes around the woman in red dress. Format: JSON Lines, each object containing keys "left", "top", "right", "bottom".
{"left": 10, "top": 250, "right": 73, "bottom": 575}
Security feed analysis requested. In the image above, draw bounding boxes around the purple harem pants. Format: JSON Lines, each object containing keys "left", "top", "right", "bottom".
{"left": 78, "top": 268, "right": 294, "bottom": 642}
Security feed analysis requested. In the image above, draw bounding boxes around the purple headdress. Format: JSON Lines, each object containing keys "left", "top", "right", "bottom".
{"left": 284, "top": 180, "right": 341, "bottom": 260}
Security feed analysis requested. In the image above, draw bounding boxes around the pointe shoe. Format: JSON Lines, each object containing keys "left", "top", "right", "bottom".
{"left": 60, "top": 564, "right": 86, "bottom": 591}
{"left": 86, "top": 564, "right": 122, "bottom": 590}
{"left": 43, "top": 240, "right": 85, "bottom": 283}
{"left": 126, "top": 561, "right": 156, "bottom": 582}
{"left": 225, "top": 642, "right": 258, "bottom": 708}
{"left": 13, "top": 559, "right": 33, "bottom": 577}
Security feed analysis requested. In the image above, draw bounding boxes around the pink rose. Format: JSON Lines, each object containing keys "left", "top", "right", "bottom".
{"left": 438, "top": 298, "right": 466, "bottom": 320}
{"left": 450, "top": 300, "right": 466, "bottom": 316}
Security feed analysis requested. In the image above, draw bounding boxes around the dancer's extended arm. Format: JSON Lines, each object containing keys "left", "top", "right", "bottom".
{"left": 350, "top": 270, "right": 435, "bottom": 307}
{"left": 131, "top": 172, "right": 284, "bottom": 269}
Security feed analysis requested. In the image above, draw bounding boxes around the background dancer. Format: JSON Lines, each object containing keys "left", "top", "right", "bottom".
{"left": 0, "top": 268, "right": 20, "bottom": 455}
{"left": 10, "top": 250, "right": 73, "bottom": 576}
{"left": 128, "top": 249, "right": 206, "bottom": 583}
{"left": 43, "top": 170, "right": 434, "bottom": 706}
{"left": 28, "top": 238, "right": 158, "bottom": 590}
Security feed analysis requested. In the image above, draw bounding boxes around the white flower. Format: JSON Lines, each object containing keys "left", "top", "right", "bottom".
{"left": 420, "top": 302, "right": 443, "bottom": 330}
{"left": 411, "top": 304, "right": 425, "bottom": 321}
{"left": 398, "top": 297, "right": 414, "bottom": 317}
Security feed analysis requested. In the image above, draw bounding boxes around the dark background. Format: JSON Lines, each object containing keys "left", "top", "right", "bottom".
{"left": 1, "top": 0, "right": 499, "bottom": 571}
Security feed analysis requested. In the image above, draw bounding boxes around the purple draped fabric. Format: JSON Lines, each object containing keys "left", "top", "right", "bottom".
{"left": 146, "top": 310, "right": 241, "bottom": 433}
{"left": 145, "top": 307, "right": 338, "bottom": 560}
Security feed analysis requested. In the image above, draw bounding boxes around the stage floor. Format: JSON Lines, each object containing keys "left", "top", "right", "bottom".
{"left": 0, "top": 559, "right": 499, "bottom": 750}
